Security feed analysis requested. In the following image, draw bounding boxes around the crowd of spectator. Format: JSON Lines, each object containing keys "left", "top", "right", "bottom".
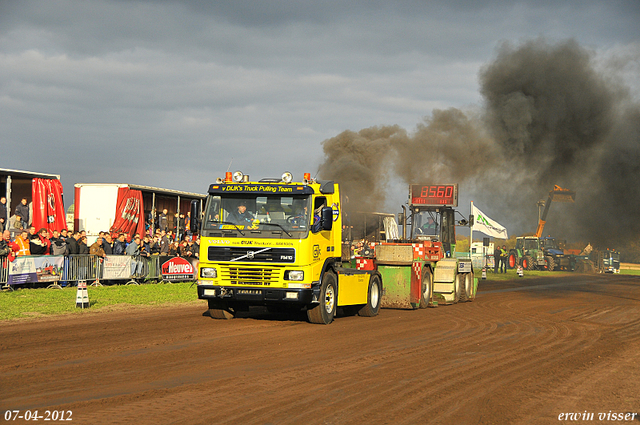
{"left": 0, "top": 226, "right": 200, "bottom": 264}
{"left": 0, "top": 196, "right": 200, "bottom": 263}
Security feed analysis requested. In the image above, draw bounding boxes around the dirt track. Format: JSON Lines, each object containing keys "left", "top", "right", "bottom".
{"left": 1, "top": 274, "right": 639, "bottom": 425}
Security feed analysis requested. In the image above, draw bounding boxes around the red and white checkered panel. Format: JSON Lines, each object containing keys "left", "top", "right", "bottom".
{"left": 412, "top": 262, "right": 422, "bottom": 281}
{"left": 412, "top": 243, "right": 425, "bottom": 260}
{"left": 356, "top": 258, "right": 375, "bottom": 271}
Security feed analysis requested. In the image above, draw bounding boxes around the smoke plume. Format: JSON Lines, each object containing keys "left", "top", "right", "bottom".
{"left": 318, "top": 38, "right": 640, "bottom": 250}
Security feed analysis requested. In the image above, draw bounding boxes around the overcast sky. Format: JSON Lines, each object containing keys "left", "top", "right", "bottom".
{"left": 1, "top": 0, "right": 639, "bottom": 214}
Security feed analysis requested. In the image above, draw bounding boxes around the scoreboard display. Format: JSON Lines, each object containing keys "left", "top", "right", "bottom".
{"left": 410, "top": 184, "right": 458, "bottom": 207}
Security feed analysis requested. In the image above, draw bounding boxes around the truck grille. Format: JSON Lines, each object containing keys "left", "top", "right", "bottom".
{"left": 220, "top": 266, "right": 282, "bottom": 286}
{"left": 208, "top": 247, "right": 296, "bottom": 263}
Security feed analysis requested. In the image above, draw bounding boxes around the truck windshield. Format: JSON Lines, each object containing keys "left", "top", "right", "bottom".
{"left": 203, "top": 194, "right": 312, "bottom": 237}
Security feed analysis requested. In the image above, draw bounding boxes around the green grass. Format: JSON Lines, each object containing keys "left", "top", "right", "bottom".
{"left": 620, "top": 269, "right": 640, "bottom": 276}
{"left": 0, "top": 282, "right": 200, "bottom": 321}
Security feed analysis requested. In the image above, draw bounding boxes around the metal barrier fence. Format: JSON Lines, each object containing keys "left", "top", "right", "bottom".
{"left": 0, "top": 254, "right": 176, "bottom": 287}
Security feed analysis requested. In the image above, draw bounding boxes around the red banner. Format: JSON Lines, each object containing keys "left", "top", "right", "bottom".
{"left": 109, "top": 187, "right": 145, "bottom": 237}
{"left": 32, "top": 178, "right": 67, "bottom": 233}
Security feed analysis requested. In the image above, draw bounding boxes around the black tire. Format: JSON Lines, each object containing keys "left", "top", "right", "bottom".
{"left": 419, "top": 267, "right": 433, "bottom": 309}
{"left": 307, "top": 272, "right": 337, "bottom": 324}
{"left": 359, "top": 274, "right": 382, "bottom": 317}
{"left": 464, "top": 272, "right": 475, "bottom": 301}
{"left": 523, "top": 255, "right": 535, "bottom": 271}
{"left": 458, "top": 273, "right": 469, "bottom": 302}
{"left": 508, "top": 252, "right": 518, "bottom": 269}
{"left": 545, "top": 256, "right": 556, "bottom": 271}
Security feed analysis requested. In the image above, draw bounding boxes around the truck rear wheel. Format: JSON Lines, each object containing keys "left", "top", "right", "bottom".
{"left": 453, "top": 274, "right": 461, "bottom": 303}
{"left": 307, "top": 272, "right": 337, "bottom": 324}
{"left": 419, "top": 268, "right": 433, "bottom": 309}
{"left": 359, "top": 274, "right": 382, "bottom": 317}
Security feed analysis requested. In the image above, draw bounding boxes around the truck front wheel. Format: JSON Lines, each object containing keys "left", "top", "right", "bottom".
{"left": 359, "top": 274, "right": 382, "bottom": 317}
{"left": 307, "top": 272, "right": 337, "bottom": 324}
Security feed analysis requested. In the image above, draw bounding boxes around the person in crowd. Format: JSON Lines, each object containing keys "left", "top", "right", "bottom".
{"left": 12, "top": 230, "right": 31, "bottom": 257}
{"left": 175, "top": 213, "right": 183, "bottom": 240}
{"left": 0, "top": 196, "right": 7, "bottom": 232}
{"left": 179, "top": 236, "right": 194, "bottom": 257}
{"left": 89, "top": 237, "right": 106, "bottom": 258}
{"left": 186, "top": 236, "right": 196, "bottom": 257}
{"left": 78, "top": 235, "right": 89, "bottom": 254}
{"left": 0, "top": 230, "right": 14, "bottom": 264}
{"left": 125, "top": 235, "right": 143, "bottom": 277}
{"left": 160, "top": 230, "right": 170, "bottom": 255}
{"left": 168, "top": 241, "right": 178, "bottom": 256}
{"left": 500, "top": 245, "right": 508, "bottom": 273}
{"left": 60, "top": 228, "right": 69, "bottom": 241}
{"left": 14, "top": 215, "right": 25, "bottom": 230}
{"left": 28, "top": 226, "right": 37, "bottom": 240}
{"left": 159, "top": 208, "right": 169, "bottom": 232}
{"left": 149, "top": 233, "right": 161, "bottom": 255}
{"left": 184, "top": 211, "right": 192, "bottom": 236}
{"left": 493, "top": 244, "right": 501, "bottom": 273}
{"left": 15, "top": 198, "right": 30, "bottom": 229}
{"left": 30, "top": 228, "right": 50, "bottom": 255}
{"left": 113, "top": 233, "right": 127, "bottom": 255}
{"left": 67, "top": 231, "right": 80, "bottom": 255}
{"left": 103, "top": 234, "right": 113, "bottom": 255}
{"left": 50, "top": 229, "right": 68, "bottom": 256}
{"left": 141, "top": 235, "right": 151, "bottom": 256}
{"left": 193, "top": 236, "right": 200, "bottom": 259}
{"left": 169, "top": 213, "right": 176, "bottom": 235}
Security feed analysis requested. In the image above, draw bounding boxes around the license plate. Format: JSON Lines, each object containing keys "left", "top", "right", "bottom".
{"left": 203, "top": 289, "right": 216, "bottom": 296}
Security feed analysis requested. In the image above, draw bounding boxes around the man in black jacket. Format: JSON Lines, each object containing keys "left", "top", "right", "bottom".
{"left": 67, "top": 231, "right": 80, "bottom": 255}
{"left": 0, "top": 197, "right": 7, "bottom": 232}
{"left": 15, "top": 198, "right": 30, "bottom": 229}
{"left": 113, "top": 233, "right": 127, "bottom": 255}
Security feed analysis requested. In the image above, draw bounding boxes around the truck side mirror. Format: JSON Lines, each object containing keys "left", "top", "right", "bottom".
{"left": 469, "top": 214, "right": 474, "bottom": 227}
{"left": 190, "top": 200, "right": 201, "bottom": 234}
{"left": 397, "top": 213, "right": 405, "bottom": 225}
{"left": 321, "top": 206, "right": 333, "bottom": 231}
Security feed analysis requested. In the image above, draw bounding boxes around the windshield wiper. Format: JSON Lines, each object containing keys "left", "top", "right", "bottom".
{"left": 260, "top": 222, "right": 292, "bottom": 237}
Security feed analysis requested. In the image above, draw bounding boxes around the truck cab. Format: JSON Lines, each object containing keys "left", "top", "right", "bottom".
{"left": 195, "top": 171, "right": 382, "bottom": 324}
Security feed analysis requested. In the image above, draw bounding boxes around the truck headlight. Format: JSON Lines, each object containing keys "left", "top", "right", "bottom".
{"left": 285, "top": 270, "right": 304, "bottom": 281}
{"left": 201, "top": 267, "right": 217, "bottom": 278}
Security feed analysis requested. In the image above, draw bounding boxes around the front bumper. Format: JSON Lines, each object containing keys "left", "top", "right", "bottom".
{"left": 197, "top": 284, "right": 316, "bottom": 304}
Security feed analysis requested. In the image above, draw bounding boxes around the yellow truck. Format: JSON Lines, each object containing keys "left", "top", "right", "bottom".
{"left": 193, "top": 171, "right": 382, "bottom": 324}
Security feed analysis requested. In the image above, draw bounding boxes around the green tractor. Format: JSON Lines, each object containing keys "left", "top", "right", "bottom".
{"left": 508, "top": 236, "right": 546, "bottom": 270}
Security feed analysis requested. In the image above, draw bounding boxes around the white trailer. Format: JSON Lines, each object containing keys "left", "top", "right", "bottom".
{"left": 73, "top": 183, "right": 205, "bottom": 243}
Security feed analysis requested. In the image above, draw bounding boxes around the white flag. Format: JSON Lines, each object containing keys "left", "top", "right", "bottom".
{"left": 472, "top": 204, "right": 508, "bottom": 239}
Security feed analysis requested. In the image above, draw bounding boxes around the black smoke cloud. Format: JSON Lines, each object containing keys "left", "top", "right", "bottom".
{"left": 318, "top": 38, "right": 640, "bottom": 249}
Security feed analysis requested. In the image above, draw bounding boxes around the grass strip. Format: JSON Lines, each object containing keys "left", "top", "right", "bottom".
{"left": 0, "top": 282, "right": 199, "bottom": 321}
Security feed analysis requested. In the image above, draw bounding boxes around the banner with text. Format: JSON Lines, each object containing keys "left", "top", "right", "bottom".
{"left": 8, "top": 256, "right": 65, "bottom": 285}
